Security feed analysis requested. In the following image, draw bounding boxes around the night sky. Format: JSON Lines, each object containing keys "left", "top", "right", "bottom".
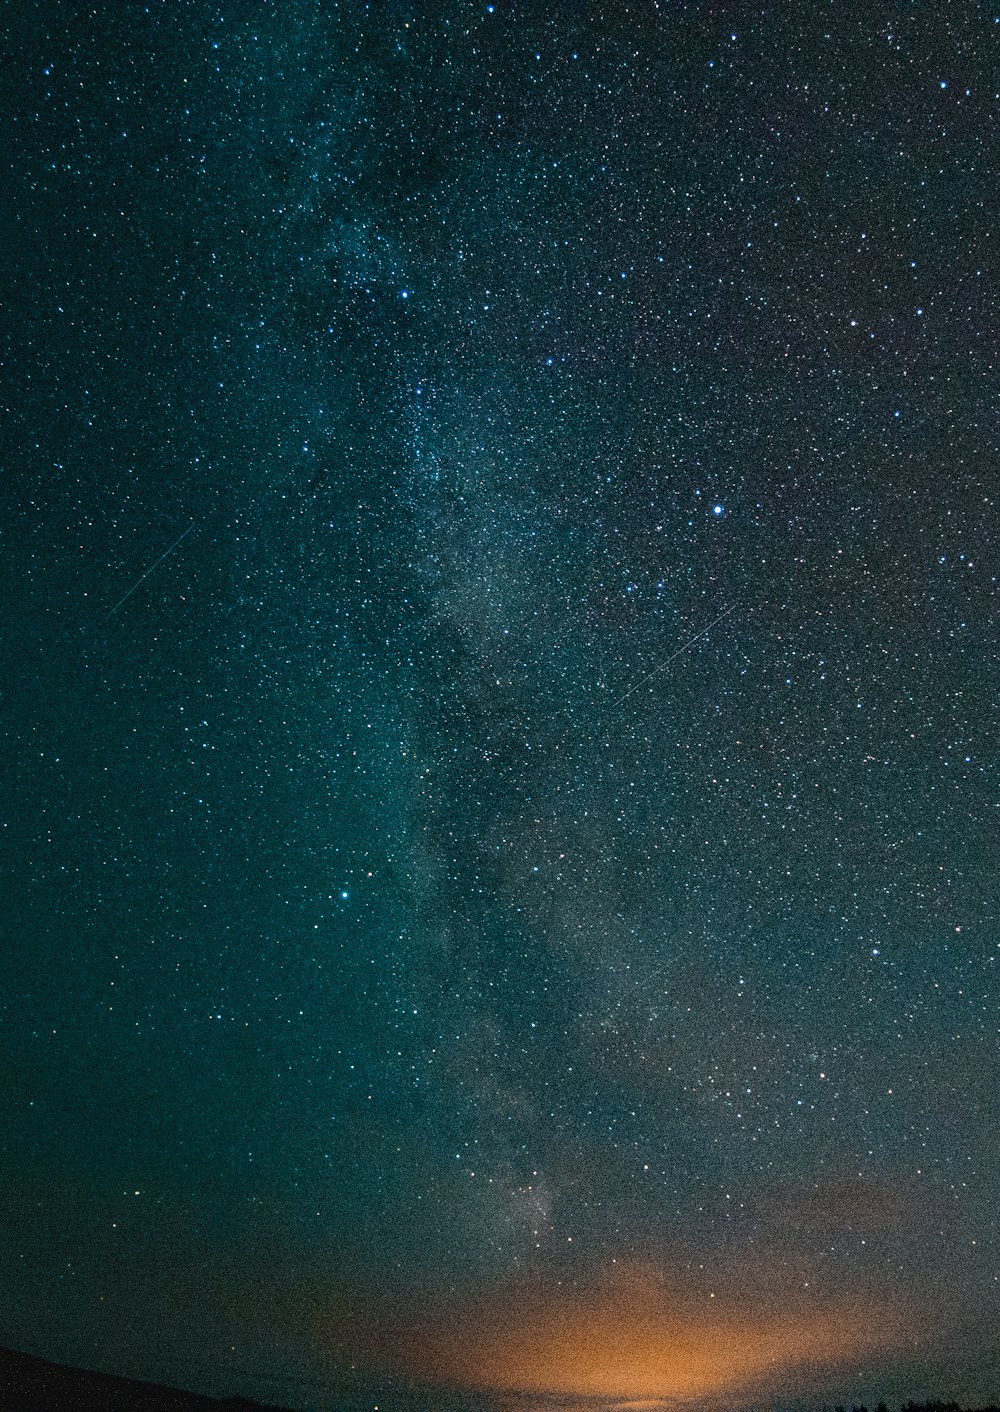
{"left": 2, "top": 2, "right": 998, "bottom": 1409}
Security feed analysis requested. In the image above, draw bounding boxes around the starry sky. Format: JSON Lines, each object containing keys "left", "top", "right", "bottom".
{"left": 1, "top": 2, "right": 998, "bottom": 1409}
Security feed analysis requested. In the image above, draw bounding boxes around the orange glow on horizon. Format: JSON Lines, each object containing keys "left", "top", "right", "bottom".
{"left": 381, "top": 1264, "right": 910, "bottom": 1404}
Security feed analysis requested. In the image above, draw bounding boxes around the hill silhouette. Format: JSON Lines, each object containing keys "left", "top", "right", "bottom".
{"left": 0, "top": 1344, "right": 295, "bottom": 1411}
{"left": 0, "top": 1347, "right": 996, "bottom": 1412}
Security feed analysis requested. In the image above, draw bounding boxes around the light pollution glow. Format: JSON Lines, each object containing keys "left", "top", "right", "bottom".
{"left": 379, "top": 1264, "right": 912, "bottom": 1405}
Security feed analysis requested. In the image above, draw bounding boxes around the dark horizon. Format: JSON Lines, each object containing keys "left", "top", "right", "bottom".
{"left": 0, "top": 1343, "right": 997, "bottom": 1412}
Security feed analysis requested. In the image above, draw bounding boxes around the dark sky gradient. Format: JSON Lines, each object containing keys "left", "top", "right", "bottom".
{"left": 1, "top": 2, "right": 997, "bottom": 1409}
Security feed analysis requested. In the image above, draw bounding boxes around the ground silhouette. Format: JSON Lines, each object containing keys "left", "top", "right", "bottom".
{"left": 0, "top": 1347, "right": 996, "bottom": 1412}
{"left": 0, "top": 1344, "right": 295, "bottom": 1411}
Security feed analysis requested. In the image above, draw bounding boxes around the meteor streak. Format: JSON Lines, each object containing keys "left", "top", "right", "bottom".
{"left": 104, "top": 522, "right": 195, "bottom": 620}
{"left": 613, "top": 604, "right": 736, "bottom": 707}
